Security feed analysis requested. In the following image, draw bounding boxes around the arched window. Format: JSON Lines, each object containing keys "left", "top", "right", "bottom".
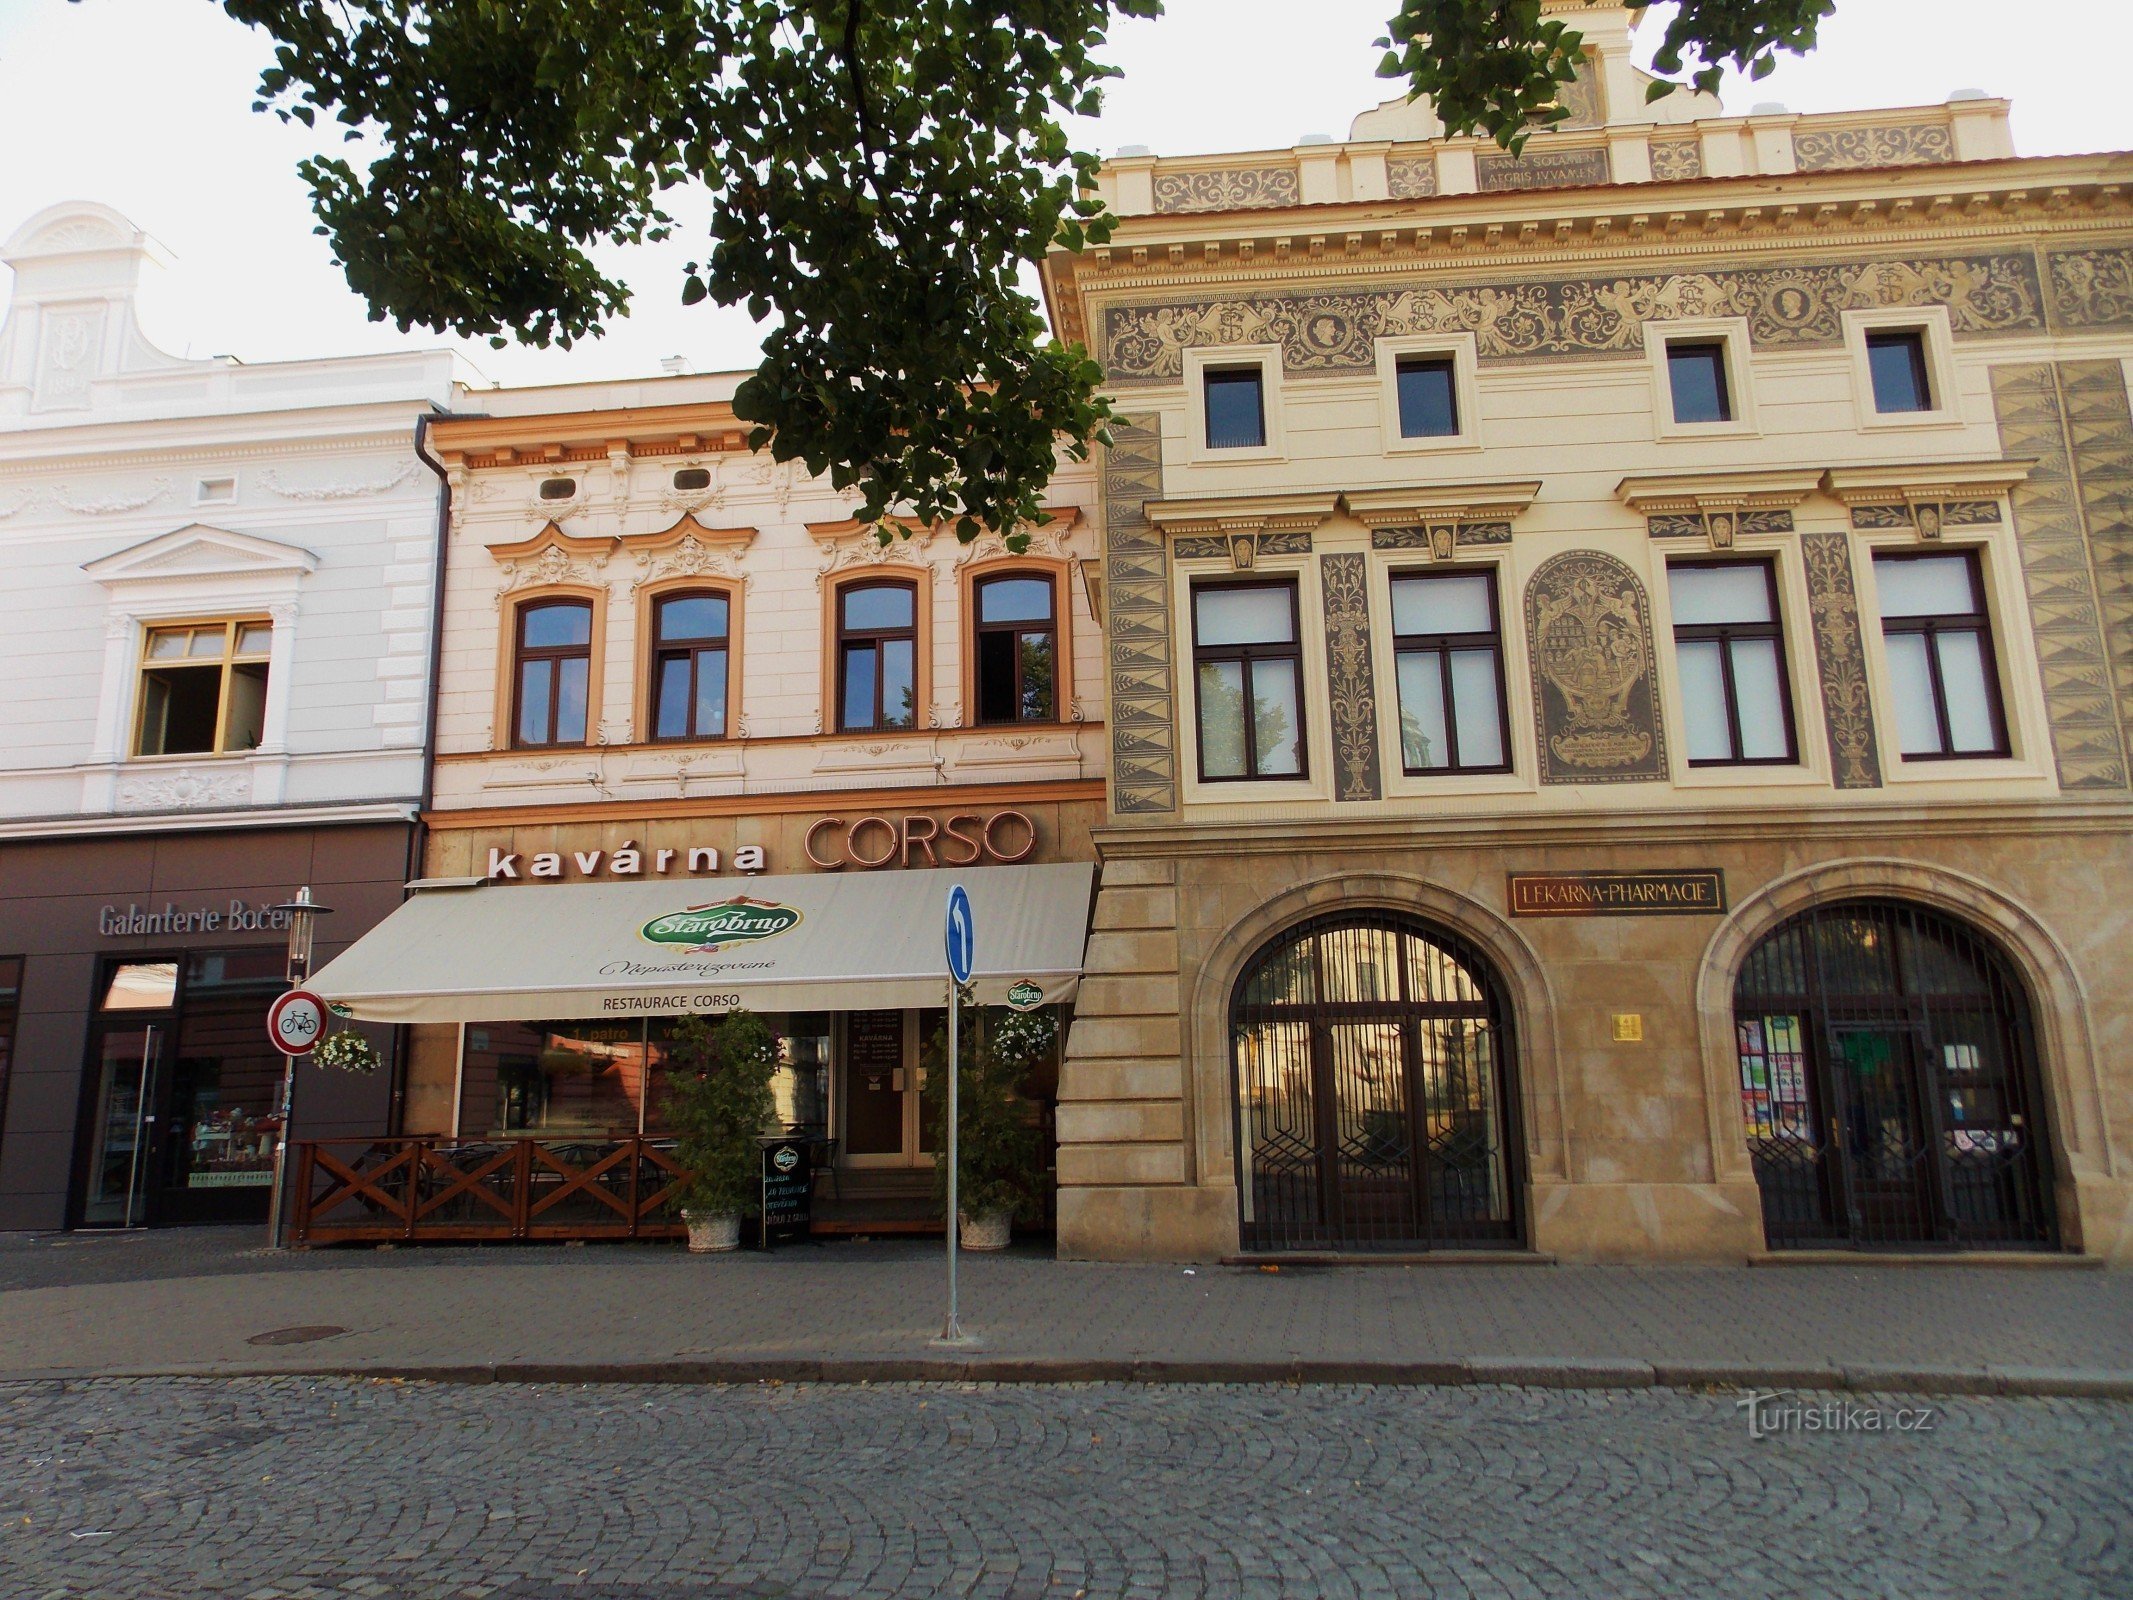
{"left": 972, "top": 573, "right": 1057, "bottom": 724}
{"left": 1733, "top": 899, "right": 2057, "bottom": 1250}
{"left": 649, "top": 590, "right": 730, "bottom": 741}
{"left": 512, "top": 599, "right": 592, "bottom": 747}
{"left": 837, "top": 580, "right": 917, "bottom": 732}
{"left": 1231, "top": 911, "right": 1518, "bottom": 1252}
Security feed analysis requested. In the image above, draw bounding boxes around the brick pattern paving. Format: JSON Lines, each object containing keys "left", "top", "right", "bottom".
{"left": 0, "top": 1378, "right": 2127, "bottom": 1600}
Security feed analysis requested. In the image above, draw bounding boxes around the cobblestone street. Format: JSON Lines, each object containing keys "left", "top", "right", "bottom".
{"left": 1, "top": 1377, "right": 2127, "bottom": 1600}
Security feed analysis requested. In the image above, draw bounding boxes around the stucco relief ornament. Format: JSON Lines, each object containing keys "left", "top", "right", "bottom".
{"left": 494, "top": 542, "right": 601, "bottom": 606}
{"left": 258, "top": 462, "right": 420, "bottom": 501}
{"left": 117, "top": 768, "right": 252, "bottom": 810}
{"left": 52, "top": 480, "right": 172, "bottom": 515}
{"left": 1533, "top": 572, "right": 1653, "bottom": 768}
{"left": 633, "top": 532, "right": 743, "bottom": 592}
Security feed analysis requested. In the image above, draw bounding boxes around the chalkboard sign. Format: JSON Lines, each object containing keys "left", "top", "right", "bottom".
{"left": 759, "top": 1137, "right": 813, "bottom": 1249}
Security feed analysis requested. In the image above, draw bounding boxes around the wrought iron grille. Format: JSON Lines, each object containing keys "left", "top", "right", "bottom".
{"left": 1231, "top": 911, "right": 1519, "bottom": 1252}
{"left": 1732, "top": 899, "right": 2057, "bottom": 1251}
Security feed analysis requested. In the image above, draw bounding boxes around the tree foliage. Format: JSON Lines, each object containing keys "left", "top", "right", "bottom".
{"left": 658, "top": 1010, "right": 780, "bottom": 1216}
{"left": 186, "top": 0, "right": 1834, "bottom": 539}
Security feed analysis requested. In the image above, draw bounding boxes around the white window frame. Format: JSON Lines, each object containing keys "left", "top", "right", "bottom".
{"left": 1844, "top": 306, "right": 1962, "bottom": 432}
{"left": 1183, "top": 344, "right": 1286, "bottom": 465}
{"left": 1645, "top": 317, "right": 1759, "bottom": 441}
{"left": 1374, "top": 333, "right": 1483, "bottom": 456}
{"left": 1369, "top": 548, "right": 1533, "bottom": 799}
{"left": 1171, "top": 546, "right": 1331, "bottom": 804}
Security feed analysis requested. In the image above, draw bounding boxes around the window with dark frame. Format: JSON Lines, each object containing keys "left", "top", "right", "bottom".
{"left": 1390, "top": 569, "right": 1510, "bottom": 774}
{"left": 1668, "top": 560, "right": 1798, "bottom": 766}
{"left": 973, "top": 573, "right": 1057, "bottom": 724}
{"left": 649, "top": 590, "right": 731, "bottom": 741}
{"left": 512, "top": 599, "right": 593, "bottom": 747}
{"left": 1666, "top": 340, "right": 1734, "bottom": 424}
{"left": 1865, "top": 330, "right": 1934, "bottom": 413}
{"left": 1875, "top": 550, "right": 2008, "bottom": 759}
{"left": 1394, "top": 356, "right": 1460, "bottom": 438}
{"left": 1202, "top": 365, "right": 1267, "bottom": 449}
{"left": 135, "top": 619, "right": 273, "bottom": 758}
{"left": 1191, "top": 580, "right": 1306, "bottom": 780}
{"left": 837, "top": 580, "right": 918, "bottom": 732}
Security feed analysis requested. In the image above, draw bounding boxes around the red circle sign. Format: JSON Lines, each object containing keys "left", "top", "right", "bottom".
{"left": 267, "top": 989, "right": 327, "bottom": 1056}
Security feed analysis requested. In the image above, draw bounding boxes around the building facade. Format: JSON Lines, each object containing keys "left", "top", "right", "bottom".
{"left": 1046, "top": 3, "right": 2133, "bottom": 1261}
{"left": 309, "top": 378, "right": 1105, "bottom": 1236}
{"left": 0, "top": 203, "right": 468, "bottom": 1230}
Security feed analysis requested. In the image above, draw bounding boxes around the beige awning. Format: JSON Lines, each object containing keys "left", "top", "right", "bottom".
{"left": 308, "top": 863, "right": 1095, "bottom": 1024}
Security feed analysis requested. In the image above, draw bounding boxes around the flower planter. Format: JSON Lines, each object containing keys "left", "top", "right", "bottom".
{"left": 959, "top": 1210, "right": 1013, "bottom": 1252}
{"left": 683, "top": 1210, "right": 742, "bottom": 1254}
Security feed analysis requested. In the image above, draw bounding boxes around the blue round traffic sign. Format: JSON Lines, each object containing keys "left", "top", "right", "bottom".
{"left": 945, "top": 884, "right": 975, "bottom": 985}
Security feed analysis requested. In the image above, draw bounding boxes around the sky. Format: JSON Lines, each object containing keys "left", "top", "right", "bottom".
{"left": 0, "top": 0, "right": 2126, "bottom": 386}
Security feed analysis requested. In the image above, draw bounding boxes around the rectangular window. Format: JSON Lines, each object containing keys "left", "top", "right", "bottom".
{"left": 837, "top": 581, "right": 918, "bottom": 732}
{"left": 0, "top": 956, "right": 19, "bottom": 1149}
{"left": 1866, "top": 330, "right": 1933, "bottom": 413}
{"left": 973, "top": 573, "right": 1057, "bottom": 723}
{"left": 1394, "top": 356, "right": 1460, "bottom": 438}
{"left": 1876, "top": 551, "right": 2007, "bottom": 758}
{"left": 1668, "top": 561, "right": 1796, "bottom": 766}
{"left": 513, "top": 599, "right": 593, "bottom": 747}
{"left": 1666, "top": 341, "right": 1733, "bottom": 424}
{"left": 1192, "top": 581, "right": 1305, "bottom": 780}
{"left": 1203, "top": 366, "right": 1267, "bottom": 450}
{"left": 1390, "top": 570, "right": 1508, "bottom": 773}
{"left": 135, "top": 619, "right": 273, "bottom": 757}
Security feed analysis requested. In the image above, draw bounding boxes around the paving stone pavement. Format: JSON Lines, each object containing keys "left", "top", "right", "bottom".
{"left": 0, "top": 1377, "right": 2126, "bottom": 1600}
{"left": 0, "top": 1230, "right": 2129, "bottom": 1386}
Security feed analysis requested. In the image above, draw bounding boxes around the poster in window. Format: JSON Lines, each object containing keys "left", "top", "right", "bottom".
{"left": 1772, "top": 1058, "right": 1806, "bottom": 1103}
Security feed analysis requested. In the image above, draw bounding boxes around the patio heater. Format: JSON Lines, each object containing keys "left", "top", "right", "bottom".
{"left": 267, "top": 886, "right": 332, "bottom": 1248}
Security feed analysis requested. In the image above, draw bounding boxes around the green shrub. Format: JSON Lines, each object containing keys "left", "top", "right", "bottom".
{"left": 658, "top": 1011, "right": 779, "bottom": 1216}
{"left": 923, "top": 1000, "right": 1054, "bottom": 1221}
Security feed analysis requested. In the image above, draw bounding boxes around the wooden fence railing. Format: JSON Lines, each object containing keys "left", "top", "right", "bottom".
{"left": 292, "top": 1137, "right": 690, "bottom": 1244}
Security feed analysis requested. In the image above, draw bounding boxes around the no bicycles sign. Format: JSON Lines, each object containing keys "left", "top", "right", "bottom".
{"left": 266, "top": 988, "right": 326, "bottom": 1056}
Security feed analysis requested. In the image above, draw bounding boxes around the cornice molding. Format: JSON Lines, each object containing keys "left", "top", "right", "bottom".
{"left": 0, "top": 800, "right": 420, "bottom": 842}
{"left": 1342, "top": 482, "right": 1542, "bottom": 529}
{"left": 483, "top": 519, "right": 617, "bottom": 562}
{"left": 432, "top": 401, "right": 749, "bottom": 469}
{"left": 618, "top": 510, "right": 760, "bottom": 552}
{"left": 1616, "top": 470, "right": 1822, "bottom": 514}
{"left": 1821, "top": 459, "right": 2037, "bottom": 504}
{"left": 1145, "top": 492, "right": 1340, "bottom": 537}
{"left": 805, "top": 505, "right": 1084, "bottom": 542}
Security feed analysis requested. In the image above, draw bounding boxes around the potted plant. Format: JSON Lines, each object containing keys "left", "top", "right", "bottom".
{"left": 923, "top": 1000, "right": 1052, "bottom": 1250}
{"left": 657, "top": 1010, "right": 779, "bottom": 1253}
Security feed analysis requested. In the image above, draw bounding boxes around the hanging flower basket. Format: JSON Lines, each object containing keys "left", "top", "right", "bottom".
{"left": 312, "top": 1029, "right": 381, "bottom": 1076}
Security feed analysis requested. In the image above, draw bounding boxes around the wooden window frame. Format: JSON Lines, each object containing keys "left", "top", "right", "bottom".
{"left": 1190, "top": 577, "right": 1309, "bottom": 783}
{"left": 132, "top": 616, "right": 273, "bottom": 759}
{"left": 646, "top": 587, "right": 735, "bottom": 743}
{"left": 1874, "top": 548, "right": 2011, "bottom": 761}
{"left": 1865, "top": 329, "right": 1934, "bottom": 414}
{"left": 1392, "top": 354, "right": 1462, "bottom": 439}
{"left": 1201, "top": 365, "right": 1268, "bottom": 451}
{"left": 1664, "top": 339, "right": 1734, "bottom": 425}
{"left": 970, "top": 570, "right": 1060, "bottom": 726}
{"left": 1668, "top": 558, "right": 1799, "bottom": 768}
{"left": 836, "top": 577, "right": 922, "bottom": 734}
{"left": 1389, "top": 567, "right": 1513, "bottom": 776}
{"left": 510, "top": 597, "right": 596, "bottom": 749}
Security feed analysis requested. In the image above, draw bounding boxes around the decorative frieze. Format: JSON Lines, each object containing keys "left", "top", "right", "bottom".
{"left": 1823, "top": 462, "right": 2030, "bottom": 545}
{"left": 1847, "top": 502, "right": 2002, "bottom": 536}
{"left": 1345, "top": 483, "right": 1539, "bottom": 563}
{"left": 1799, "top": 533, "right": 1884, "bottom": 790}
{"left": 1319, "top": 553, "right": 1383, "bottom": 803}
{"left": 2045, "top": 245, "right": 2133, "bottom": 331}
{"left": 1101, "top": 249, "right": 2047, "bottom": 382}
{"left": 1793, "top": 122, "right": 1954, "bottom": 172}
{"left": 1649, "top": 510, "right": 1794, "bottom": 541}
{"left": 1152, "top": 165, "right": 1299, "bottom": 215}
{"left": 1525, "top": 550, "right": 1668, "bottom": 784}
{"left": 1370, "top": 522, "right": 1513, "bottom": 557}
{"left": 1103, "top": 417, "right": 1178, "bottom": 815}
{"left": 1385, "top": 156, "right": 1438, "bottom": 199}
{"left": 1618, "top": 469, "right": 1817, "bottom": 550}
{"left": 1648, "top": 137, "right": 1703, "bottom": 181}
{"left": 1148, "top": 493, "right": 1336, "bottom": 572}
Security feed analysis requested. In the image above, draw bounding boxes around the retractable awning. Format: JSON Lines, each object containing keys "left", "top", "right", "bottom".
{"left": 307, "top": 863, "right": 1096, "bottom": 1024}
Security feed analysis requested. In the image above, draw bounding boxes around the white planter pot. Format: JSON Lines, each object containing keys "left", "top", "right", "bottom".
{"left": 683, "top": 1210, "right": 742, "bottom": 1254}
{"left": 959, "top": 1210, "right": 1013, "bottom": 1251}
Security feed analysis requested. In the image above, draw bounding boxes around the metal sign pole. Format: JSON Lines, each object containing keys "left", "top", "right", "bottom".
{"left": 944, "top": 976, "right": 961, "bottom": 1343}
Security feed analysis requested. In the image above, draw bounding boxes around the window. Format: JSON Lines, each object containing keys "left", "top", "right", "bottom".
{"left": 538, "top": 477, "right": 577, "bottom": 500}
{"left": 1192, "top": 581, "right": 1305, "bottom": 780}
{"left": 837, "top": 581, "right": 917, "bottom": 732}
{"left": 135, "top": 619, "right": 272, "bottom": 757}
{"left": 1390, "top": 570, "right": 1508, "bottom": 774}
{"left": 1203, "top": 367, "right": 1266, "bottom": 450}
{"left": 512, "top": 599, "right": 593, "bottom": 747}
{"left": 1668, "top": 561, "right": 1796, "bottom": 766}
{"left": 672, "top": 467, "right": 711, "bottom": 491}
{"left": 1866, "top": 331, "right": 1933, "bottom": 413}
{"left": 1875, "top": 551, "right": 2007, "bottom": 759}
{"left": 1666, "top": 341, "right": 1733, "bottom": 424}
{"left": 1395, "top": 357, "right": 1459, "bottom": 438}
{"left": 649, "top": 591, "right": 730, "bottom": 741}
{"left": 973, "top": 574, "right": 1056, "bottom": 724}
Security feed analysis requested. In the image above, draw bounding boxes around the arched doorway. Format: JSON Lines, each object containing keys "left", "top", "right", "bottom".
{"left": 1732, "top": 899, "right": 2058, "bottom": 1250}
{"left": 1230, "top": 911, "right": 1520, "bottom": 1252}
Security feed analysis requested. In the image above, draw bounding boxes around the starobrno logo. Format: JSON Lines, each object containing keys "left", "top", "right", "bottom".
{"left": 640, "top": 897, "right": 802, "bottom": 952}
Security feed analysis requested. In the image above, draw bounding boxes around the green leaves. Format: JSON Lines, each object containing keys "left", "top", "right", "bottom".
{"left": 1381, "top": 0, "right": 1837, "bottom": 149}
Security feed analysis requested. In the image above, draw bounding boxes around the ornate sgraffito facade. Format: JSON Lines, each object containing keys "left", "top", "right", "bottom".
{"left": 1100, "top": 250, "right": 2048, "bottom": 382}
{"left": 1526, "top": 550, "right": 1667, "bottom": 783}
{"left": 1152, "top": 166, "right": 1300, "bottom": 216}
{"left": 1102, "top": 417, "right": 1177, "bottom": 816}
{"left": 1042, "top": 0, "right": 2133, "bottom": 1268}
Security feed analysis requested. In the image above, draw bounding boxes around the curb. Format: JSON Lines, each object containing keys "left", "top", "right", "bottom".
{"left": 6, "top": 1356, "right": 2132, "bottom": 1399}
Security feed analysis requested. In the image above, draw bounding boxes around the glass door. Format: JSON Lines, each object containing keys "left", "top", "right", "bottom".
{"left": 82, "top": 1023, "right": 167, "bottom": 1228}
{"left": 1825, "top": 1021, "right": 1935, "bottom": 1245}
{"left": 839, "top": 1010, "right": 938, "bottom": 1168}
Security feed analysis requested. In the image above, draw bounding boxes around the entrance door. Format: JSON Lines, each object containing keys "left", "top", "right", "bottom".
{"left": 1826, "top": 1022, "right": 1935, "bottom": 1245}
{"left": 81, "top": 1024, "right": 167, "bottom": 1227}
{"left": 839, "top": 1010, "right": 939, "bottom": 1168}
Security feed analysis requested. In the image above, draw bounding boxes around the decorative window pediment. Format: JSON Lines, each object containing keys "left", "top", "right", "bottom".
{"left": 1147, "top": 492, "right": 1337, "bottom": 569}
{"left": 83, "top": 524, "right": 318, "bottom": 586}
{"left": 1617, "top": 469, "right": 1820, "bottom": 547}
{"left": 483, "top": 518, "right": 618, "bottom": 563}
{"left": 1341, "top": 482, "right": 1540, "bottom": 562}
{"left": 1823, "top": 460, "right": 2034, "bottom": 540}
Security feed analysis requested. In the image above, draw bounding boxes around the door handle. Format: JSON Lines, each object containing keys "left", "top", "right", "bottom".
{"left": 891, "top": 1069, "right": 905, "bottom": 1093}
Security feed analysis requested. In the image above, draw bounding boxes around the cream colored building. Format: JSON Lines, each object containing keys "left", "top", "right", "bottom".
{"left": 1045, "top": 3, "right": 2133, "bottom": 1262}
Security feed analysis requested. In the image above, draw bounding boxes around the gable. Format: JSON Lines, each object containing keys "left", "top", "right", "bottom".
{"left": 83, "top": 524, "right": 320, "bottom": 586}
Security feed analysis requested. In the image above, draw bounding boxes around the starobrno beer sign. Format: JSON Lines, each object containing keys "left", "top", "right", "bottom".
{"left": 641, "top": 897, "right": 803, "bottom": 953}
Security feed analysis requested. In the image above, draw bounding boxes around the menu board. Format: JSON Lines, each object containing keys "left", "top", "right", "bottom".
{"left": 759, "top": 1138, "right": 813, "bottom": 1248}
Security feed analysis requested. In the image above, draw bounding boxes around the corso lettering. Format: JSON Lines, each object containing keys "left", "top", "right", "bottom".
{"left": 805, "top": 809, "right": 1036, "bottom": 871}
